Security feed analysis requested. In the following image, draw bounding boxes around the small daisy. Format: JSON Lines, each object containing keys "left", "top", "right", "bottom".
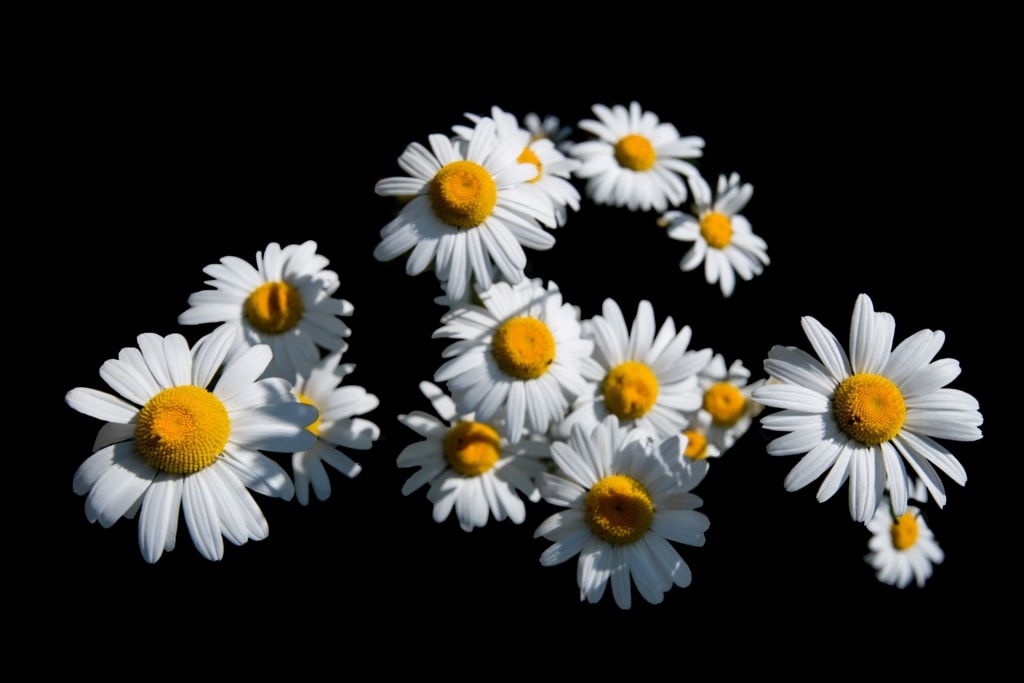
{"left": 865, "top": 496, "right": 944, "bottom": 589}
{"left": 290, "top": 349, "right": 381, "bottom": 506}
{"left": 688, "top": 353, "right": 765, "bottom": 453}
{"left": 66, "top": 325, "right": 318, "bottom": 563}
{"left": 658, "top": 171, "right": 769, "bottom": 297}
{"left": 568, "top": 101, "right": 704, "bottom": 212}
{"left": 680, "top": 424, "right": 721, "bottom": 462}
{"left": 396, "top": 381, "right": 551, "bottom": 532}
{"left": 374, "top": 118, "right": 558, "bottom": 302}
{"left": 433, "top": 277, "right": 594, "bottom": 443}
{"left": 534, "top": 414, "right": 710, "bottom": 609}
{"left": 559, "top": 298, "right": 713, "bottom": 442}
{"left": 523, "top": 112, "right": 574, "bottom": 152}
{"left": 178, "top": 240, "right": 353, "bottom": 381}
{"left": 752, "top": 293, "right": 984, "bottom": 522}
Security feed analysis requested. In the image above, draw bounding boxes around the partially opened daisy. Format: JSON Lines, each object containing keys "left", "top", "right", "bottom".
{"left": 658, "top": 171, "right": 769, "bottom": 297}
{"left": 534, "top": 414, "right": 710, "bottom": 609}
{"left": 374, "top": 117, "right": 557, "bottom": 301}
{"left": 66, "top": 325, "right": 317, "bottom": 562}
{"left": 178, "top": 240, "right": 353, "bottom": 381}
{"left": 568, "top": 101, "right": 704, "bottom": 212}
{"left": 752, "top": 293, "right": 984, "bottom": 522}
{"left": 865, "top": 496, "right": 944, "bottom": 588}
{"left": 433, "top": 277, "right": 594, "bottom": 443}
{"left": 290, "top": 349, "right": 381, "bottom": 506}
{"left": 396, "top": 381, "right": 551, "bottom": 532}
{"left": 688, "top": 353, "right": 765, "bottom": 453}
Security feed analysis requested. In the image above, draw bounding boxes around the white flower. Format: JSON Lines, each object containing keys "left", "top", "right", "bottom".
{"left": 66, "top": 325, "right": 317, "bottom": 562}
{"left": 534, "top": 415, "right": 710, "bottom": 609}
{"left": 688, "top": 353, "right": 765, "bottom": 453}
{"left": 752, "top": 293, "right": 984, "bottom": 522}
{"left": 523, "top": 112, "right": 574, "bottom": 152}
{"left": 865, "top": 497, "right": 944, "bottom": 588}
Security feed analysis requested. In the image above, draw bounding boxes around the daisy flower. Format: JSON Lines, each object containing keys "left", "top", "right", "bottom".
{"left": 559, "top": 298, "right": 713, "bottom": 442}
{"left": 752, "top": 293, "right": 984, "bottom": 522}
{"left": 688, "top": 353, "right": 765, "bottom": 453}
{"left": 523, "top": 112, "right": 574, "bottom": 152}
{"left": 66, "top": 325, "right": 318, "bottom": 563}
{"left": 865, "top": 497, "right": 944, "bottom": 588}
{"left": 396, "top": 381, "right": 551, "bottom": 532}
{"left": 290, "top": 349, "right": 381, "bottom": 506}
{"left": 374, "top": 118, "right": 557, "bottom": 302}
{"left": 568, "top": 101, "right": 704, "bottom": 212}
{"left": 658, "top": 171, "right": 769, "bottom": 297}
{"left": 534, "top": 414, "right": 710, "bottom": 609}
{"left": 680, "top": 424, "right": 721, "bottom": 462}
{"left": 433, "top": 277, "right": 594, "bottom": 443}
{"left": 178, "top": 240, "right": 353, "bottom": 382}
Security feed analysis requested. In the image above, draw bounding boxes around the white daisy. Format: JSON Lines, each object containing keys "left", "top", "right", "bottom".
{"left": 396, "top": 381, "right": 551, "bottom": 532}
{"left": 568, "top": 101, "right": 704, "bottom": 212}
{"left": 559, "top": 298, "right": 713, "bottom": 442}
{"left": 433, "top": 277, "right": 594, "bottom": 443}
{"left": 688, "top": 353, "right": 765, "bottom": 453}
{"left": 374, "top": 117, "right": 557, "bottom": 302}
{"left": 523, "top": 111, "right": 574, "bottom": 152}
{"left": 752, "top": 293, "right": 984, "bottom": 522}
{"left": 534, "top": 414, "right": 710, "bottom": 609}
{"left": 659, "top": 171, "right": 769, "bottom": 297}
{"left": 66, "top": 325, "right": 317, "bottom": 563}
{"left": 178, "top": 240, "right": 353, "bottom": 382}
{"left": 865, "top": 497, "right": 944, "bottom": 589}
{"left": 680, "top": 425, "right": 721, "bottom": 462}
{"left": 290, "top": 349, "right": 381, "bottom": 506}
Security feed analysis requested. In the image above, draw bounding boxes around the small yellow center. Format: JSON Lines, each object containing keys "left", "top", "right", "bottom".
{"left": 296, "top": 393, "right": 322, "bottom": 437}
{"left": 244, "top": 281, "right": 304, "bottom": 335}
{"left": 585, "top": 474, "right": 654, "bottom": 545}
{"left": 703, "top": 382, "right": 745, "bottom": 427}
{"left": 614, "top": 134, "right": 656, "bottom": 171}
{"left": 428, "top": 160, "right": 498, "bottom": 229}
{"left": 682, "top": 429, "right": 709, "bottom": 460}
{"left": 517, "top": 147, "right": 542, "bottom": 183}
{"left": 135, "top": 385, "right": 231, "bottom": 474}
{"left": 833, "top": 373, "right": 907, "bottom": 445}
{"left": 444, "top": 421, "right": 501, "bottom": 477}
{"left": 491, "top": 316, "right": 555, "bottom": 380}
{"left": 700, "top": 212, "right": 733, "bottom": 249}
{"left": 890, "top": 512, "right": 920, "bottom": 550}
{"left": 602, "top": 361, "right": 659, "bottom": 419}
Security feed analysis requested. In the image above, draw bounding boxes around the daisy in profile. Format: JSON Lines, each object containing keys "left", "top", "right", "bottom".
{"left": 396, "top": 381, "right": 551, "bottom": 532}
{"left": 658, "top": 171, "right": 769, "bottom": 297}
{"left": 534, "top": 414, "right": 710, "bottom": 609}
{"left": 289, "top": 349, "right": 381, "bottom": 506}
{"left": 559, "top": 298, "right": 713, "bottom": 442}
{"left": 568, "top": 101, "right": 704, "bottom": 212}
{"left": 433, "top": 277, "right": 594, "bottom": 443}
{"left": 680, "top": 425, "right": 721, "bottom": 462}
{"left": 865, "top": 496, "right": 944, "bottom": 588}
{"left": 752, "top": 293, "right": 984, "bottom": 522}
{"left": 688, "top": 353, "right": 765, "bottom": 453}
{"left": 523, "top": 111, "right": 574, "bottom": 152}
{"left": 66, "top": 325, "right": 317, "bottom": 563}
{"left": 178, "top": 240, "right": 353, "bottom": 382}
{"left": 374, "top": 118, "right": 557, "bottom": 302}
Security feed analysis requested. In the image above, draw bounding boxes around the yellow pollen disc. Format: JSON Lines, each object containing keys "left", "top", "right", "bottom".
{"left": 613, "top": 134, "right": 656, "bottom": 171}
{"left": 244, "top": 281, "right": 304, "bottom": 335}
{"left": 890, "top": 512, "right": 920, "bottom": 550}
{"left": 703, "top": 382, "right": 745, "bottom": 427}
{"left": 491, "top": 316, "right": 555, "bottom": 380}
{"left": 585, "top": 474, "right": 654, "bottom": 545}
{"left": 832, "top": 373, "right": 907, "bottom": 445}
{"left": 517, "top": 147, "right": 542, "bottom": 183}
{"left": 444, "top": 421, "right": 501, "bottom": 477}
{"left": 700, "top": 212, "right": 733, "bottom": 249}
{"left": 135, "top": 385, "right": 230, "bottom": 474}
{"left": 682, "top": 429, "right": 709, "bottom": 460}
{"left": 296, "top": 393, "right": 321, "bottom": 437}
{"left": 428, "top": 160, "right": 498, "bottom": 229}
{"left": 602, "top": 361, "right": 659, "bottom": 419}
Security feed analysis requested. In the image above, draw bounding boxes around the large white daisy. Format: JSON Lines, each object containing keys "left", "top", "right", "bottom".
{"left": 534, "top": 414, "right": 710, "bottom": 609}
{"left": 752, "top": 293, "right": 984, "bottom": 522}
{"left": 865, "top": 497, "right": 944, "bottom": 589}
{"left": 66, "top": 325, "right": 318, "bottom": 562}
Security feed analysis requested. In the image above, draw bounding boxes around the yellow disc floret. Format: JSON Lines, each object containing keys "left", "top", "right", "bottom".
{"left": 492, "top": 316, "right": 556, "bottom": 380}
{"left": 296, "top": 393, "right": 322, "bottom": 437}
{"left": 832, "top": 373, "right": 907, "bottom": 445}
{"left": 444, "top": 421, "right": 502, "bottom": 477}
{"left": 682, "top": 429, "right": 709, "bottom": 460}
{"left": 890, "top": 511, "right": 920, "bottom": 550}
{"left": 602, "top": 361, "right": 659, "bottom": 419}
{"left": 245, "top": 281, "right": 304, "bottom": 335}
{"left": 517, "top": 147, "right": 542, "bottom": 183}
{"left": 135, "top": 385, "right": 231, "bottom": 474}
{"left": 614, "top": 134, "right": 656, "bottom": 171}
{"left": 703, "top": 382, "right": 745, "bottom": 427}
{"left": 585, "top": 474, "right": 654, "bottom": 545}
{"left": 700, "top": 212, "right": 733, "bottom": 249}
{"left": 428, "top": 160, "right": 498, "bottom": 229}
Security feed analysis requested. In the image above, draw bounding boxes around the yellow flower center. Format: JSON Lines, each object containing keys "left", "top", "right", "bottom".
{"left": 700, "top": 212, "right": 733, "bottom": 249}
{"left": 614, "top": 134, "right": 656, "bottom": 171}
{"left": 602, "top": 361, "right": 659, "bottom": 419}
{"left": 428, "top": 160, "right": 498, "bottom": 229}
{"left": 890, "top": 511, "right": 920, "bottom": 550}
{"left": 492, "top": 316, "right": 555, "bottom": 380}
{"left": 832, "top": 373, "right": 907, "bottom": 445}
{"left": 244, "top": 281, "right": 304, "bottom": 335}
{"left": 296, "top": 393, "right": 321, "bottom": 437}
{"left": 517, "top": 147, "right": 542, "bottom": 183}
{"left": 135, "top": 385, "right": 230, "bottom": 474}
{"left": 682, "top": 429, "right": 709, "bottom": 460}
{"left": 703, "top": 382, "right": 745, "bottom": 427}
{"left": 585, "top": 474, "right": 654, "bottom": 545}
{"left": 444, "top": 421, "right": 501, "bottom": 477}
